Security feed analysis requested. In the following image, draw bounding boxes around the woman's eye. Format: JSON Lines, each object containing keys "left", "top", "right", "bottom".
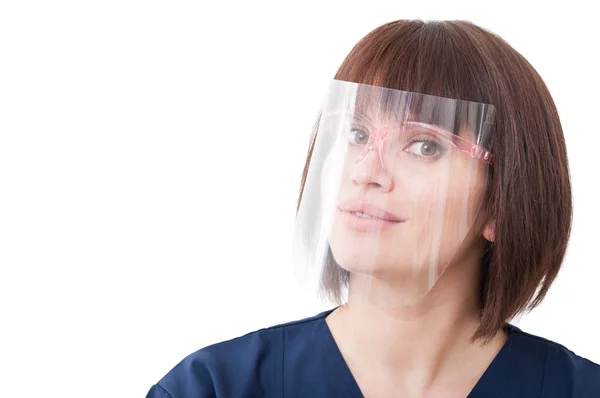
{"left": 405, "top": 140, "right": 440, "bottom": 157}
{"left": 348, "top": 128, "right": 369, "bottom": 145}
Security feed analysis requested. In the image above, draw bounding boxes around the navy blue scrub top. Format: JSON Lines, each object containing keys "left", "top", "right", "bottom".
{"left": 146, "top": 308, "right": 600, "bottom": 397}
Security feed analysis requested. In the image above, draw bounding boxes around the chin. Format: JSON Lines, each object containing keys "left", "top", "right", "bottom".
{"left": 330, "top": 247, "right": 408, "bottom": 275}
{"left": 330, "top": 242, "right": 450, "bottom": 280}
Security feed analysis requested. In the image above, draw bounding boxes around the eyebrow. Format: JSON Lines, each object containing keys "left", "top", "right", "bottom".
{"left": 404, "top": 121, "right": 459, "bottom": 142}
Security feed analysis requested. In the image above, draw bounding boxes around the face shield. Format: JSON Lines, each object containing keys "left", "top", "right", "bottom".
{"left": 293, "top": 80, "right": 495, "bottom": 308}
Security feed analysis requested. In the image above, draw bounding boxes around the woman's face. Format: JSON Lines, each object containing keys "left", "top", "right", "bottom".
{"left": 321, "top": 109, "right": 489, "bottom": 284}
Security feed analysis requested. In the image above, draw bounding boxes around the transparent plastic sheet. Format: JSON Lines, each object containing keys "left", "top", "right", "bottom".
{"left": 293, "top": 80, "right": 495, "bottom": 308}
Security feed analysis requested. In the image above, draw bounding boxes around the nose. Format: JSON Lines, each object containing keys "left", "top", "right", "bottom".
{"left": 350, "top": 144, "right": 394, "bottom": 192}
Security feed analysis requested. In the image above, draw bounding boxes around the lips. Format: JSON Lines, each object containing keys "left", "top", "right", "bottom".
{"left": 337, "top": 200, "right": 405, "bottom": 222}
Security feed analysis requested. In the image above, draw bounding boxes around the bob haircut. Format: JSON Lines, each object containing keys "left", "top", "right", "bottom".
{"left": 296, "top": 20, "right": 572, "bottom": 342}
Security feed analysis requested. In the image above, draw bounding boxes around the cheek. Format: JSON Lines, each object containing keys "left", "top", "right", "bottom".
{"left": 320, "top": 145, "right": 352, "bottom": 199}
{"left": 402, "top": 169, "right": 487, "bottom": 241}
{"left": 320, "top": 152, "right": 357, "bottom": 206}
{"left": 397, "top": 171, "right": 450, "bottom": 220}
{"left": 320, "top": 153, "right": 339, "bottom": 207}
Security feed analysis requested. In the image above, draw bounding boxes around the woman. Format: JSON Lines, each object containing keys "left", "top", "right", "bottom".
{"left": 146, "top": 20, "right": 600, "bottom": 397}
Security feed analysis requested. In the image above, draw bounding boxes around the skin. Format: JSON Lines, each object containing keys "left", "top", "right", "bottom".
{"left": 320, "top": 109, "right": 504, "bottom": 397}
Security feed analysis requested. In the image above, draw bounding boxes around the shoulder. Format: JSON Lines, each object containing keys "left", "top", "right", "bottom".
{"left": 146, "top": 309, "right": 332, "bottom": 398}
{"left": 509, "top": 325, "right": 600, "bottom": 397}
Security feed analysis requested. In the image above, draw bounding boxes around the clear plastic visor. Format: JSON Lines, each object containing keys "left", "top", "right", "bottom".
{"left": 293, "top": 80, "right": 496, "bottom": 308}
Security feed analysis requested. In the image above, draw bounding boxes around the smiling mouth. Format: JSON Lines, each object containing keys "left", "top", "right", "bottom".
{"left": 337, "top": 208, "right": 405, "bottom": 232}
{"left": 337, "top": 200, "right": 405, "bottom": 221}
{"left": 349, "top": 211, "right": 383, "bottom": 219}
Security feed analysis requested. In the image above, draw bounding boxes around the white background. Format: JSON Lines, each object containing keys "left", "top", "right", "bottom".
{"left": 1, "top": 1, "right": 598, "bottom": 397}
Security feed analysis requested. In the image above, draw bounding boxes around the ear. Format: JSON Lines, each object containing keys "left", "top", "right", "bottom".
{"left": 482, "top": 219, "right": 496, "bottom": 243}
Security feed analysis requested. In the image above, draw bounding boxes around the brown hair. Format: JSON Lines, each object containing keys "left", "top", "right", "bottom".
{"left": 296, "top": 20, "right": 572, "bottom": 341}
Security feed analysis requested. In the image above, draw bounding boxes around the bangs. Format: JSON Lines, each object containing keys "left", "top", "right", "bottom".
{"left": 350, "top": 81, "right": 495, "bottom": 142}
{"left": 334, "top": 20, "right": 495, "bottom": 109}
{"left": 335, "top": 20, "right": 497, "bottom": 142}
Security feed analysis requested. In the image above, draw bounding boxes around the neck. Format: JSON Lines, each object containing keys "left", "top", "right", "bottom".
{"left": 335, "top": 268, "right": 482, "bottom": 367}
{"left": 325, "top": 250, "right": 506, "bottom": 395}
